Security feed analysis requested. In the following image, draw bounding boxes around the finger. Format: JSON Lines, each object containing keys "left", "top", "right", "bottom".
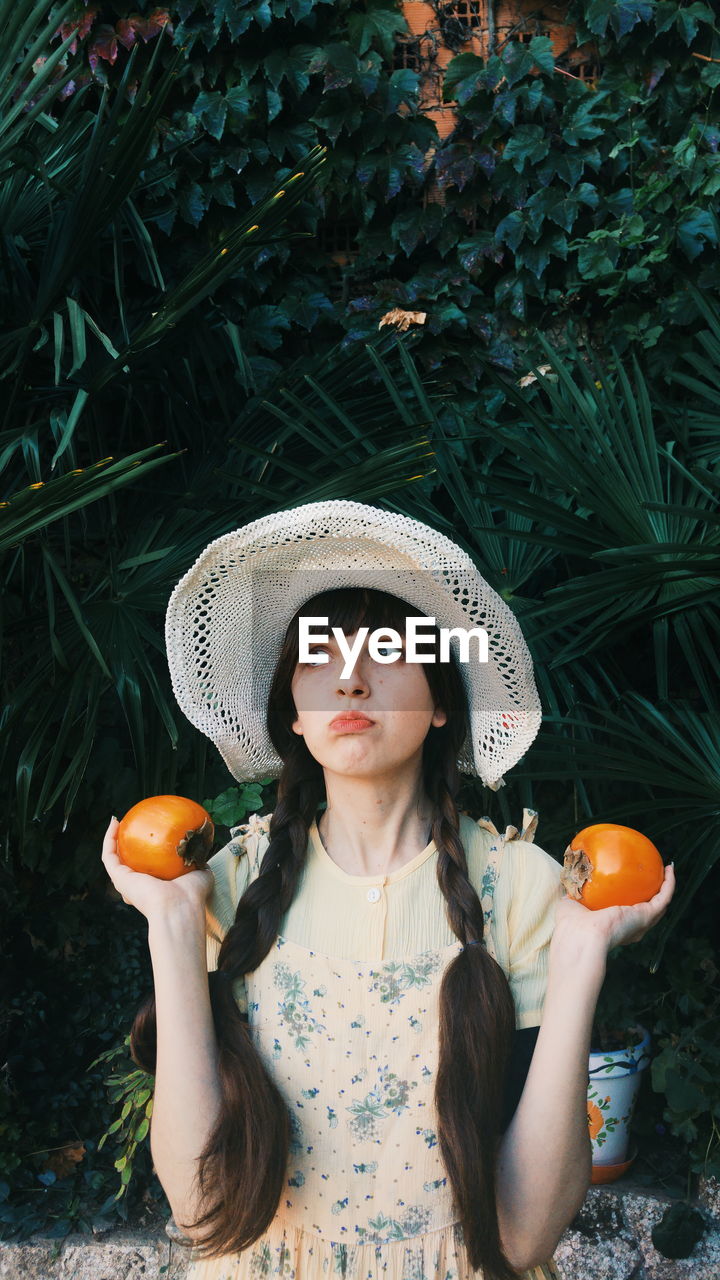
{"left": 101, "top": 816, "right": 119, "bottom": 856}
{"left": 650, "top": 864, "right": 676, "bottom": 907}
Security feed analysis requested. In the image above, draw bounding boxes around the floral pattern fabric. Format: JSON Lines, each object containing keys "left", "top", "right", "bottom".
{"left": 187, "top": 814, "right": 563, "bottom": 1280}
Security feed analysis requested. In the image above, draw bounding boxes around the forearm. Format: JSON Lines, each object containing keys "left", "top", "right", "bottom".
{"left": 147, "top": 904, "right": 222, "bottom": 1232}
{"left": 495, "top": 928, "right": 607, "bottom": 1269}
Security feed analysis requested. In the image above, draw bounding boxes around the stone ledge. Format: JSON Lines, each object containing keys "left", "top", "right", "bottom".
{"left": 554, "top": 1183, "right": 720, "bottom": 1280}
{"left": 2, "top": 1183, "right": 719, "bottom": 1280}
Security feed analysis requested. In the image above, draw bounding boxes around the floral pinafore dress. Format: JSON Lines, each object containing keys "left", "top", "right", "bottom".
{"left": 187, "top": 815, "right": 563, "bottom": 1280}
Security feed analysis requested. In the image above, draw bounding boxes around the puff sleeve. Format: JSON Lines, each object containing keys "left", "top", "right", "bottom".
{"left": 204, "top": 832, "right": 251, "bottom": 971}
{"left": 204, "top": 814, "right": 272, "bottom": 1021}
{"left": 487, "top": 813, "right": 564, "bottom": 1030}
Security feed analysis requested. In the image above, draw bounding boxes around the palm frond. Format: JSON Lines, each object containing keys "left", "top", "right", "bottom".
{"left": 0, "top": 445, "right": 176, "bottom": 551}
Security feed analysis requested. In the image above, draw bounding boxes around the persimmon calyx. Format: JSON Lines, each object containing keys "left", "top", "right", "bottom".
{"left": 561, "top": 844, "right": 593, "bottom": 900}
{"left": 177, "top": 817, "right": 214, "bottom": 867}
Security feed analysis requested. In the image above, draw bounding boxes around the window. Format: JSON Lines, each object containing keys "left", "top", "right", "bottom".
{"left": 440, "top": 1, "right": 484, "bottom": 31}
{"left": 317, "top": 222, "right": 359, "bottom": 260}
{"left": 393, "top": 38, "right": 423, "bottom": 72}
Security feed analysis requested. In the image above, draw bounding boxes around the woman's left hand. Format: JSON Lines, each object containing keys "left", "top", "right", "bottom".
{"left": 553, "top": 862, "right": 676, "bottom": 953}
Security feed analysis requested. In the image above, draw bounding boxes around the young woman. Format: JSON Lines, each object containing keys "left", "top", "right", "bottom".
{"left": 101, "top": 499, "right": 675, "bottom": 1280}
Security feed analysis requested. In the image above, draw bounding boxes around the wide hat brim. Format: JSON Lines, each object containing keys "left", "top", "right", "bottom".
{"left": 165, "top": 499, "right": 542, "bottom": 789}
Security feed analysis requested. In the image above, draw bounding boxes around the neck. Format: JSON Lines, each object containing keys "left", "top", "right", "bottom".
{"left": 316, "top": 772, "right": 435, "bottom": 877}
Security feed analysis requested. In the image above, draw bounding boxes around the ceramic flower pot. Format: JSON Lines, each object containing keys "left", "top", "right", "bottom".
{"left": 586, "top": 1023, "right": 651, "bottom": 1167}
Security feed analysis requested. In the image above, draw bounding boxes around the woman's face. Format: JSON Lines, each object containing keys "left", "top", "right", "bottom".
{"left": 290, "top": 626, "right": 447, "bottom": 780}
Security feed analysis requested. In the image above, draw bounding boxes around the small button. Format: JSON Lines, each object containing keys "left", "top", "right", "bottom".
{"left": 366, "top": 887, "right": 381, "bottom": 903}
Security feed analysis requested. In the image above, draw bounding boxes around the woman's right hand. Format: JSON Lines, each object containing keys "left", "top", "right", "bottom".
{"left": 101, "top": 816, "right": 215, "bottom": 921}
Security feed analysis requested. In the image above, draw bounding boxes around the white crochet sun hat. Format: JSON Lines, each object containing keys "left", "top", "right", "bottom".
{"left": 165, "top": 499, "right": 542, "bottom": 790}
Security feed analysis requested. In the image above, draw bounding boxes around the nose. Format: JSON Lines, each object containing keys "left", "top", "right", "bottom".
{"left": 337, "top": 666, "right": 370, "bottom": 697}
{"left": 336, "top": 641, "right": 371, "bottom": 696}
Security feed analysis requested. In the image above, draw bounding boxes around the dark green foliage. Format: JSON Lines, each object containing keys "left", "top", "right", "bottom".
{"left": 2, "top": 0, "right": 720, "bottom": 1240}
{"left": 57, "top": 0, "right": 719, "bottom": 379}
{"left": 0, "top": 872, "right": 163, "bottom": 1237}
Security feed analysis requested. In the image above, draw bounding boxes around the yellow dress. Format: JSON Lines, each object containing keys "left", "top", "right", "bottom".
{"left": 189, "top": 810, "right": 565, "bottom": 1280}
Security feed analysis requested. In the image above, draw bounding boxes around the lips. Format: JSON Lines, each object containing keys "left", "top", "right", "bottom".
{"left": 330, "top": 713, "right": 375, "bottom": 731}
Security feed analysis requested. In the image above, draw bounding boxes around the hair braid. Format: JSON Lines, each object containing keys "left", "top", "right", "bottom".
{"left": 430, "top": 769, "right": 520, "bottom": 1280}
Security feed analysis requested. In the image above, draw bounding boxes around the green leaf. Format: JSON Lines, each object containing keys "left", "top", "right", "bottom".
{"left": 193, "top": 90, "right": 227, "bottom": 141}
{"left": 502, "top": 125, "right": 549, "bottom": 172}
{"left": 677, "top": 209, "right": 718, "bottom": 261}
{"left": 527, "top": 36, "right": 555, "bottom": 75}
{"left": 442, "top": 52, "right": 484, "bottom": 105}
{"left": 347, "top": 6, "right": 403, "bottom": 59}
{"left": 386, "top": 68, "right": 420, "bottom": 112}
{"left": 576, "top": 238, "right": 619, "bottom": 278}
{"left": 663, "top": 1069, "right": 708, "bottom": 1114}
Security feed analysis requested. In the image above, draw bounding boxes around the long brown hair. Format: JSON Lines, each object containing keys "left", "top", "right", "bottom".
{"left": 131, "top": 587, "right": 520, "bottom": 1279}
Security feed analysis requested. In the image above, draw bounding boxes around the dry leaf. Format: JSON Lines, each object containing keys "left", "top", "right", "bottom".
{"left": 378, "top": 308, "right": 427, "bottom": 331}
{"left": 43, "top": 1143, "right": 86, "bottom": 1178}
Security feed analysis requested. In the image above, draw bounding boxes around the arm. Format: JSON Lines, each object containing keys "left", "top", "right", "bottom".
{"left": 148, "top": 903, "right": 222, "bottom": 1234}
{"left": 495, "top": 864, "right": 676, "bottom": 1271}
{"left": 101, "top": 818, "right": 223, "bottom": 1236}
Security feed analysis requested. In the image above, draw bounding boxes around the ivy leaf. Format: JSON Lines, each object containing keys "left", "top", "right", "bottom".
{"left": 178, "top": 181, "right": 207, "bottom": 227}
{"left": 209, "top": 178, "right": 235, "bottom": 207}
{"left": 677, "top": 208, "right": 718, "bottom": 260}
{"left": 528, "top": 36, "right": 555, "bottom": 75}
{"left": 553, "top": 153, "right": 586, "bottom": 187}
{"left": 494, "top": 88, "right": 518, "bottom": 126}
{"left": 392, "top": 209, "right": 424, "bottom": 256}
{"left": 253, "top": 1, "right": 272, "bottom": 30}
{"left": 654, "top": 1, "right": 677, "bottom": 33}
{"left": 617, "top": 0, "right": 654, "bottom": 36}
{"left": 384, "top": 159, "right": 403, "bottom": 200}
{"left": 313, "top": 43, "right": 359, "bottom": 93}
{"left": 494, "top": 274, "right": 526, "bottom": 318}
{"left": 520, "top": 230, "right": 568, "bottom": 278}
{"left": 562, "top": 98, "right": 607, "bottom": 145}
{"left": 284, "top": 290, "right": 336, "bottom": 330}
{"left": 244, "top": 305, "right": 292, "bottom": 351}
{"left": 193, "top": 90, "right": 227, "bottom": 140}
{"left": 225, "top": 87, "right": 251, "bottom": 131}
{"left": 585, "top": 0, "right": 653, "bottom": 37}
{"left": 443, "top": 53, "right": 485, "bottom": 105}
{"left": 500, "top": 41, "right": 538, "bottom": 87}
{"left": 701, "top": 61, "right": 720, "bottom": 89}
{"left": 435, "top": 146, "right": 482, "bottom": 192}
{"left": 214, "top": 0, "right": 254, "bottom": 38}
{"left": 386, "top": 68, "right": 420, "bottom": 112}
{"left": 576, "top": 237, "right": 619, "bottom": 278}
{"left": 264, "top": 45, "right": 314, "bottom": 94}
{"left": 458, "top": 233, "right": 502, "bottom": 271}
{"left": 502, "top": 124, "right": 549, "bottom": 172}
{"left": 347, "top": 6, "right": 404, "bottom": 59}
{"left": 495, "top": 210, "right": 527, "bottom": 252}
{"left": 287, "top": 0, "right": 316, "bottom": 19}
{"left": 357, "top": 51, "right": 382, "bottom": 98}
{"left": 268, "top": 121, "right": 318, "bottom": 160}
{"left": 266, "top": 86, "right": 283, "bottom": 121}
{"left": 674, "top": 2, "right": 714, "bottom": 45}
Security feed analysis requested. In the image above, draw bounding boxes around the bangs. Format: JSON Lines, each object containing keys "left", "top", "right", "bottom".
{"left": 300, "top": 587, "right": 428, "bottom": 638}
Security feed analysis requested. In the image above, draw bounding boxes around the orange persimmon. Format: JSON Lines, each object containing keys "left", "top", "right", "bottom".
{"left": 561, "top": 823, "right": 664, "bottom": 911}
{"left": 117, "top": 795, "right": 214, "bottom": 880}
